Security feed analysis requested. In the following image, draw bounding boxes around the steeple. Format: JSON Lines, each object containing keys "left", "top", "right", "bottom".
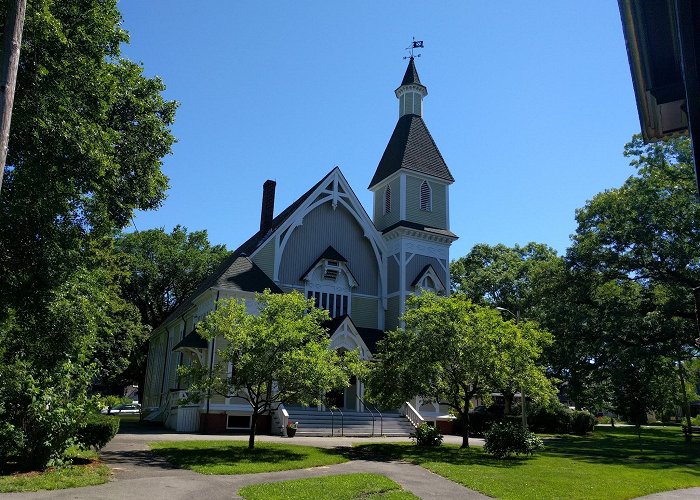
{"left": 395, "top": 57, "right": 428, "bottom": 118}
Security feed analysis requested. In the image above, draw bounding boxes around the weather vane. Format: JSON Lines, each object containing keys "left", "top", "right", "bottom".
{"left": 404, "top": 37, "right": 424, "bottom": 59}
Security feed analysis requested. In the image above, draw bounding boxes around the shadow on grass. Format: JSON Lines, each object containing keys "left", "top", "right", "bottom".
{"left": 151, "top": 443, "right": 344, "bottom": 471}
{"left": 349, "top": 443, "right": 528, "bottom": 469}
{"left": 541, "top": 427, "right": 700, "bottom": 470}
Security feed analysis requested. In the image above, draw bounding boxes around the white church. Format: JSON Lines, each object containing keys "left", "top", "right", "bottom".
{"left": 143, "top": 56, "right": 457, "bottom": 435}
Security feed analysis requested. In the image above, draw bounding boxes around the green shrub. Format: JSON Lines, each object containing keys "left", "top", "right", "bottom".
{"left": 528, "top": 403, "right": 573, "bottom": 434}
{"left": 77, "top": 414, "right": 120, "bottom": 451}
{"left": 597, "top": 415, "right": 612, "bottom": 424}
{"left": 412, "top": 422, "right": 443, "bottom": 447}
{"left": 691, "top": 415, "right": 700, "bottom": 426}
{"left": 0, "top": 360, "right": 95, "bottom": 470}
{"left": 484, "top": 422, "right": 544, "bottom": 459}
{"left": 572, "top": 411, "right": 597, "bottom": 435}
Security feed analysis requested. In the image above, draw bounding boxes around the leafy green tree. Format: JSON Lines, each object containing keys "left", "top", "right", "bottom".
{"left": 180, "top": 290, "right": 354, "bottom": 449}
{"left": 115, "top": 226, "right": 230, "bottom": 328}
{"left": 450, "top": 243, "right": 561, "bottom": 412}
{"left": 0, "top": 0, "right": 175, "bottom": 468}
{"left": 114, "top": 226, "right": 230, "bottom": 399}
{"left": 367, "top": 293, "right": 554, "bottom": 448}
{"left": 567, "top": 136, "right": 700, "bottom": 430}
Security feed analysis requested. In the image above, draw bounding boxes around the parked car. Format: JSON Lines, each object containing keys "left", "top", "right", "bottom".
{"left": 101, "top": 403, "right": 141, "bottom": 415}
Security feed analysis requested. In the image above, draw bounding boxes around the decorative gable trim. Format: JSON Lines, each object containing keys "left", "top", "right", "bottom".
{"left": 327, "top": 316, "right": 373, "bottom": 361}
{"left": 250, "top": 167, "right": 388, "bottom": 308}
{"left": 411, "top": 264, "right": 447, "bottom": 294}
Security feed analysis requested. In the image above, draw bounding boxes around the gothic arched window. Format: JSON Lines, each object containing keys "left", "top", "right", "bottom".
{"left": 420, "top": 181, "right": 432, "bottom": 211}
{"left": 384, "top": 185, "right": 391, "bottom": 214}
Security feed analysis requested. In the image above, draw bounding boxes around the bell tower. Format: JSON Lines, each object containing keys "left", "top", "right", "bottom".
{"left": 369, "top": 55, "right": 458, "bottom": 330}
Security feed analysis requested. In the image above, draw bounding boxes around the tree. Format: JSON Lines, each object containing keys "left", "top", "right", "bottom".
{"left": 567, "top": 136, "right": 700, "bottom": 432}
{"left": 180, "top": 290, "right": 354, "bottom": 449}
{"left": 114, "top": 226, "right": 230, "bottom": 399}
{"left": 367, "top": 293, "right": 554, "bottom": 448}
{"left": 115, "top": 226, "right": 230, "bottom": 329}
{"left": 450, "top": 243, "right": 561, "bottom": 413}
{"left": 0, "top": 0, "right": 176, "bottom": 468}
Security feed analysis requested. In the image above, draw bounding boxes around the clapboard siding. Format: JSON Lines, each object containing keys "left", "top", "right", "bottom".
{"left": 279, "top": 202, "right": 379, "bottom": 295}
{"left": 352, "top": 296, "right": 379, "bottom": 329}
{"left": 405, "top": 176, "right": 447, "bottom": 228}
{"left": 405, "top": 255, "right": 446, "bottom": 291}
{"left": 373, "top": 176, "right": 400, "bottom": 230}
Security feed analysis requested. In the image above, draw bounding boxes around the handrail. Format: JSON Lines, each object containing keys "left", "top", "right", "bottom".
{"left": 327, "top": 406, "right": 344, "bottom": 437}
{"left": 401, "top": 401, "right": 425, "bottom": 428}
{"left": 357, "top": 395, "right": 376, "bottom": 436}
{"left": 359, "top": 395, "right": 383, "bottom": 436}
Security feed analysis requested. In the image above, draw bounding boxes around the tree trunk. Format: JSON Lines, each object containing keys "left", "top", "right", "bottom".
{"left": 248, "top": 409, "right": 258, "bottom": 449}
{"left": 0, "top": 0, "right": 26, "bottom": 193}
{"left": 677, "top": 356, "right": 693, "bottom": 442}
{"left": 461, "top": 409, "right": 470, "bottom": 448}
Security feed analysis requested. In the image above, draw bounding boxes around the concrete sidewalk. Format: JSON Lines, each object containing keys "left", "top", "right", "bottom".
{"left": 0, "top": 430, "right": 487, "bottom": 500}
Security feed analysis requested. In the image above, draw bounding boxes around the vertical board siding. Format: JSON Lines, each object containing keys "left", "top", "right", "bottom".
{"left": 144, "top": 331, "right": 166, "bottom": 407}
{"left": 352, "top": 296, "right": 379, "bottom": 328}
{"left": 386, "top": 296, "right": 401, "bottom": 331}
{"left": 405, "top": 255, "right": 447, "bottom": 291}
{"left": 388, "top": 256, "right": 400, "bottom": 293}
{"left": 279, "top": 202, "right": 379, "bottom": 295}
{"left": 373, "top": 177, "right": 400, "bottom": 230}
{"left": 405, "top": 176, "right": 447, "bottom": 228}
{"left": 252, "top": 238, "right": 275, "bottom": 278}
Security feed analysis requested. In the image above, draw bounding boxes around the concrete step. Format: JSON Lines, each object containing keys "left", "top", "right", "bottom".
{"left": 286, "top": 409, "right": 415, "bottom": 437}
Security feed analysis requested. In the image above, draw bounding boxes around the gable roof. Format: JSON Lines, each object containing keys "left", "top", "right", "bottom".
{"left": 172, "top": 329, "right": 208, "bottom": 351}
{"left": 299, "top": 245, "right": 359, "bottom": 284}
{"left": 368, "top": 114, "right": 454, "bottom": 189}
{"left": 410, "top": 263, "right": 447, "bottom": 290}
{"left": 156, "top": 175, "right": 331, "bottom": 331}
{"left": 323, "top": 315, "right": 385, "bottom": 354}
{"left": 400, "top": 57, "right": 423, "bottom": 86}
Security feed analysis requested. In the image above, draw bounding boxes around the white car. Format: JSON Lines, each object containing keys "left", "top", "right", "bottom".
{"left": 100, "top": 403, "right": 141, "bottom": 415}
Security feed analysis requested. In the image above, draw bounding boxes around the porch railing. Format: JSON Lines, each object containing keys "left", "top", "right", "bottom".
{"left": 329, "top": 406, "right": 344, "bottom": 436}
{"left": 401, "top": 401, "right": 425, "bottom": 428}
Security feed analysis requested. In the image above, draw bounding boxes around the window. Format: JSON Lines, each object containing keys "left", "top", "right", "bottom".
{"left": 384, "top": 185, "right": 391, "bottom": 214}
{"left": 307, "top": 290, "right": 349, "bottom": 318}
{"left": 227, "top": 414, "right": 251, "bottom": 429}
{"left": 420, "top": 181, "right": 432, "bottom": 211}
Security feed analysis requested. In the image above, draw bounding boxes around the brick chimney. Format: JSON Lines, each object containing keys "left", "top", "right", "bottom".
{"left": 259, "top": 180, "right": 276, "bottom": 233}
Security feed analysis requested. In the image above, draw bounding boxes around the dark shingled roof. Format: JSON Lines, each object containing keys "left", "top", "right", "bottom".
{"left": 368, "top": 114, "right": 454, "bottom": 189}
{"left": 322, "top": 315, "right": 385, "bottom": 354}
{"left": 300, "top": 246, "right": 356, "bottom": 282}
{"left": 158, "top": 171, "right": 333, "bottom": 330}
{"left": 401, "top": 57, "right": 422, "bottom": 86}
{"left": 172, "top": 330, "right": 208, "bottom": 351}
{"left": 356, "top": 327, "right": 385, "bottom": 354}
{"left": 410, "top": 264, "right": 447, "bottom": 290}
{"left": 381, "top": 220, "right": 458, "bottom": 239}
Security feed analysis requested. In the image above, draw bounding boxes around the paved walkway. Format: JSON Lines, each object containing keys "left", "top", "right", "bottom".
{"left": 1, "top": 429, "right": 488, "bottom": 500}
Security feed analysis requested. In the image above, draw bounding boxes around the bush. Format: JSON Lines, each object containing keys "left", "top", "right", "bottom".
{"left": 412, "top": 422, "right": 443, "bottom": 447}
{"left": 484, "top": 422, "right": 544, "bottom": 459}
{"left": 77, "top": 414, "right": 120, "bottom": 451}
{"left": 571, "top": 410, "right": 597, "bottom": 435}
{"left": 0, "top": 360, "right": 95, "bottom": 470}
{"left": 527, "top": 403, "right": 573, "bottom": 434}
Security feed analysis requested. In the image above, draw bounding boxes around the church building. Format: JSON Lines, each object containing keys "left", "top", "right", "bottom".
{"left": 143, "top": 56, "right": 457, "bottom": 433}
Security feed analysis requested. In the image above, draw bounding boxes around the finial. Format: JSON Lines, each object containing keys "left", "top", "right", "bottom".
{"left": 403, "top": 37, "right": 424, "bottom": 60}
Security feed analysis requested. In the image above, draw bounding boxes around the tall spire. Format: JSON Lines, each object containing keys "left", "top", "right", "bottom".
{"left": 395, "top": 57, "right": 427, "bottom": 118}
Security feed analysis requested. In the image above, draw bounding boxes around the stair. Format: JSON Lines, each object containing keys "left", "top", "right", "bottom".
{"left": 285, "top": 407, "right": 415, "bottom": 437}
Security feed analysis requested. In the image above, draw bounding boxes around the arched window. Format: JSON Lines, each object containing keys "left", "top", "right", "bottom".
{"left": 384, "top": 185, "right": 391, "bottom": 214}
{"left": 420, "top": 181, "right": 432, "bottom": 211}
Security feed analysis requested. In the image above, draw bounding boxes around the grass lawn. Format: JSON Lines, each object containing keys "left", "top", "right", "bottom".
{"left": 0, "top": 447, "right": 110, "bottom": 493}
{"left": 353, "top": 427, "right": 700, "bottom": 500}
{"left": 238, "top": 473, "right": 418, "bottom": 500}
{"left": 149, "top": 440, "right": 348, "bottom": 475}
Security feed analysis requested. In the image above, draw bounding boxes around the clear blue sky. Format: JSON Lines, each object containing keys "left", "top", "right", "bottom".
{"left": 119, "top": 1, "right": 640, "bottom": 259}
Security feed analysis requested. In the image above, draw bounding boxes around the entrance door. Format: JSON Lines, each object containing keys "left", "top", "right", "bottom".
{"left": 326, "top": 389, "right": 344, "bottom": 409}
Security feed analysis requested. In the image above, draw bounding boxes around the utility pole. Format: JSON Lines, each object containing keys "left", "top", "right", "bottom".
{"left": 0, "top": 0, "right": 27, "bottom": 194}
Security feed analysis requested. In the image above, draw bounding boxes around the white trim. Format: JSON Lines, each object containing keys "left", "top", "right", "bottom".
{"left": 328, "top": 317, "right": 373, "bottom": 361}
{"left": 399, "top": 174, "right": 406, "bottom": 220}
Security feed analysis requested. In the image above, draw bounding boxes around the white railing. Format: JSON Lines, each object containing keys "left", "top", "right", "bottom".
{"left": 401, "top": 401, "right": 425, "bottom": 428}
{"left": 272, "top": 404, "right": 289, "bottom": 436}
